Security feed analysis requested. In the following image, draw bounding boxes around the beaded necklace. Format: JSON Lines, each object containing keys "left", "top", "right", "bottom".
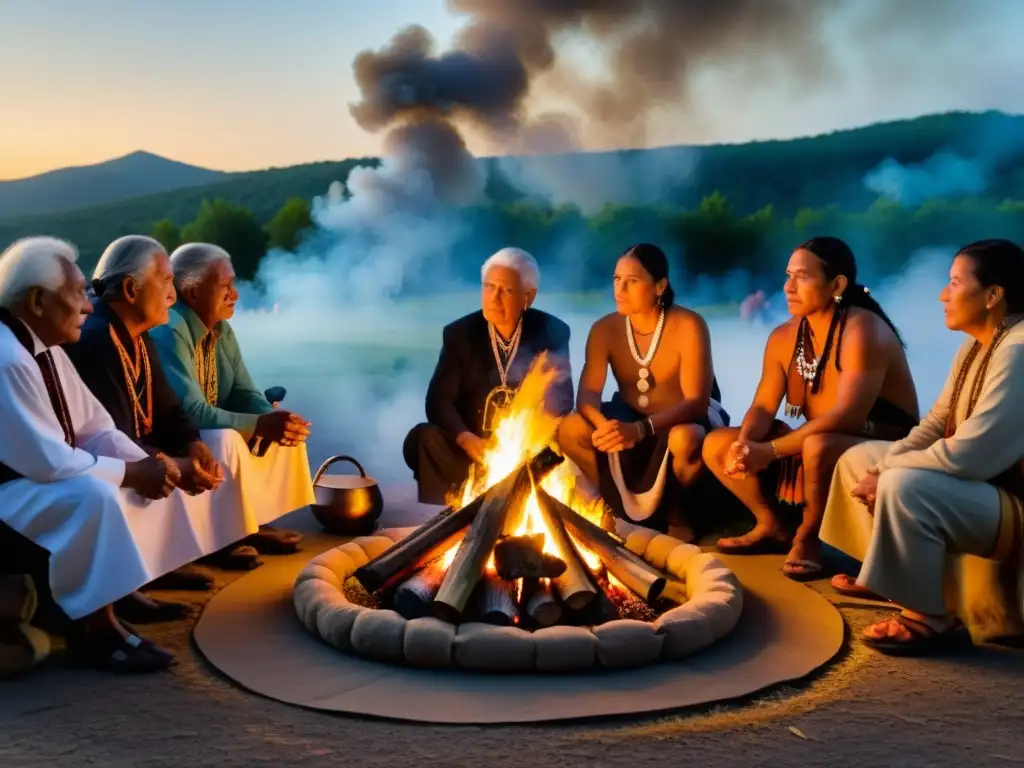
{"left": 194, "top": 333, "right": 219, "bottom": 406}
{"left": 109, "top": 325, "right": 153, "bottom": 438}
{"left": 944, "top": 318, "right": 1021, "bottom": 437}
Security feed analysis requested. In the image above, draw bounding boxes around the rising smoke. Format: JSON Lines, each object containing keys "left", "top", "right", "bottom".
{"left": 236, "top": 0, "right": 1012, "bottom": 483}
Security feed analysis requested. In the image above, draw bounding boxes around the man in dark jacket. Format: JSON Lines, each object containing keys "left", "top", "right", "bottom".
{"left": 403, "top": 248, "right": 574, "bottom": 504}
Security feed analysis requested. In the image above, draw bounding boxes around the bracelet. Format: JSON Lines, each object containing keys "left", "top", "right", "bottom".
{"left": 645, "top": 417, "right": 655, "bottom": 437}
{"left": 634, "top": 421, "right": 645, "bottom": 441}
{"left": 770, "top": 440, "right": 781, "bottom": 460}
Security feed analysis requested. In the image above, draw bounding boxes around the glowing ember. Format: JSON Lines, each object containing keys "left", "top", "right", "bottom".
{"left": 441, "top": 354, "right": 606, "bottom": 572}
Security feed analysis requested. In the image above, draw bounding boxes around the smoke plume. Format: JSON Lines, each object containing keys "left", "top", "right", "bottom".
{"left": 236, "top": 0, "right": 1011, "bottom": 489}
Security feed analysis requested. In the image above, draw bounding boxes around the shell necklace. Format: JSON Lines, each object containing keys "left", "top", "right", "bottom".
{"left": 794, "top": 329, "right": 820, "bottom": 382}
{"left": 625, "top": 308, "right": 666, "bottom": 408}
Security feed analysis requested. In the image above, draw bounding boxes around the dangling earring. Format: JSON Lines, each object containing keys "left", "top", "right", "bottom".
{"left": 657, "top": 293, "right": 664, "bottom": 308}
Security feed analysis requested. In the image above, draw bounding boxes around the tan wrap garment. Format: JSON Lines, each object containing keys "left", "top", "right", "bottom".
{"left": 820, "top": 320, "right": 1024, "bottom": 641}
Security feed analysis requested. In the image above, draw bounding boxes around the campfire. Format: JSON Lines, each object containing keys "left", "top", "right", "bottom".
{"left": 351, "top": 356, "right": 678, "bottom": 629}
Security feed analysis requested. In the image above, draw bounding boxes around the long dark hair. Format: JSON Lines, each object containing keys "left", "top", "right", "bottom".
{"left": 621, "top": 243, "right": 675, "bottom": 307}
{"left": 797, "top": 236, "right": 904, "bottom": 394}
{"left": 956, "top": 238, "right": 1024, "bottom": 315}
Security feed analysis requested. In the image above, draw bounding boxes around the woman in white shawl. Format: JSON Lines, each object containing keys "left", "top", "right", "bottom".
{"left": 820, "top": 238, "right": 1024, "bottom": 656}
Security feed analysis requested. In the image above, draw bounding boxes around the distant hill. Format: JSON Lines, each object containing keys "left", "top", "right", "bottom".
{"left": 1, "top": 110, "right": 1021, "bottom": 270}
{"left": 0, "top": 151, "right": 229, "bottom": 220}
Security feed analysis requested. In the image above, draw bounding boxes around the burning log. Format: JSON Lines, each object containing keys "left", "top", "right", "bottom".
{"left": 533, "top": 481, "right": 598, "bottom": 610}
{"left": 353, "top": 497, "right": 482, "bottom": 594}
{"left": 493, "top": 534, "right": 566, "bottom": 580}
{"left": 539, "top": 488, "right": 667, "bottom": 604}
{"left": 474, "top": 572, "right": 519, "bottom": 626}
{"left": 392, "top": 557, "right": 448, "bottom": 620}
{"left": 432, "top": 467, "right": 531, "bottom": 623}
{"left": 562, "top": 581, "right": 621, "bottom": 626}
{"left": 522, "top": 578, "right": 561, "bottom": 627}
{"left": 354, "top": 447, "right": 563, "bottom": 594}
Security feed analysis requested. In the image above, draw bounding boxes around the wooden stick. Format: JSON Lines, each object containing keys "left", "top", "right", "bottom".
{"left": 532, "top": 475, "right": 598, "bottom": 610}
{"left": 540, "top": 487, "right": 667, "bottom": 603}
{"left": 432, "top": 467, "right": 530, "bottom": 623}
{"left": 353, "top": 496, "right": 483, "bottom": 594}
{"left": 392, "top": 557, "right": 448, "bottom": 620}
{"left": 522, "top": 578, "right": 561, "bottom": 627}
{"left": 474, "top": 572, "right": 518, "bottom": 626}
{"left": 353, "top": 447, "right": 562, "bottom": 594}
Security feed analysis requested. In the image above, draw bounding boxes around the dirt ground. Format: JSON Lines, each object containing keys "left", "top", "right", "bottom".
{"left": 3, "top": 512, "right": 1024, "bottom": 768}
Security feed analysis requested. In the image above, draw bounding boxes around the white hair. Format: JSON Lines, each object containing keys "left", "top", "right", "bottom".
{"left": 0, "top": 236, "right": 80, "bottom": 309}
{"left": 169, "top": 242, "right": 232, "bottom": 294}
{"left": 481, "top": 247, "right": 540, "bottom": 293}
{"left": 92, "top": 235, "right": 166, "bottom": 301}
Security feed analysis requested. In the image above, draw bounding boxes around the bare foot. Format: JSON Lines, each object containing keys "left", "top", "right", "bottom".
{"left": 717, "top": 523, "right": 789, "bottom": 553}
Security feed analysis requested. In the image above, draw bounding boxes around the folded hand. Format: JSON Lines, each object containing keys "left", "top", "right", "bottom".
{"left": 591, "top": 420, "right": 640, "bottom": 453}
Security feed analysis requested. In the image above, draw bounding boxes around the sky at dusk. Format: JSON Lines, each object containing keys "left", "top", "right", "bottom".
{"left": 2, "top": 0, "right": 1023, "bottom": 181}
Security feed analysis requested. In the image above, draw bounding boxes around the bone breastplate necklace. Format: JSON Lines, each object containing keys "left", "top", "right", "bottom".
{"left": 483, "top": 318, "right": 523, "bottom": 433}
{"left": 625, "top": 308, "right": 666, "bottom": 408}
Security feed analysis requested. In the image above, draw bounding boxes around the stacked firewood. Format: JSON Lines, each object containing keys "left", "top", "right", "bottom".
{"left": 353, "top": 448, "right": 671, "bottom": 629}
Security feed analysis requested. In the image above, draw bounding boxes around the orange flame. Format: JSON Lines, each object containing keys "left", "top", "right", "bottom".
{"left": 441, "top": 354, "right": 607, "bottom": 572}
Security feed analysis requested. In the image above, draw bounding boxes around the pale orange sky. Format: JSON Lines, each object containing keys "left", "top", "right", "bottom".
{"left": 2, "top": 0, "right": 1023, "bottom": 181}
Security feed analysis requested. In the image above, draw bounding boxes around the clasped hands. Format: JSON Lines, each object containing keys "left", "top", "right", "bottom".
{"left": 851, "top": 467, "right": 880, "bottom": 511}
{"left": 591, "top": 419, "right": 647, "bottom": 453}
{"left": 723, "top": 438, "right": 775, "bottom": 477}
{"left": 153, "top": 442, "right": 225, "bottom": 498}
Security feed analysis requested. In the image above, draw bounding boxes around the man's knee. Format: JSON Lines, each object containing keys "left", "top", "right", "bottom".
{"left": 701, "top": 426, "right": 737, "bottom": 466}
{"left": 60, "top": 476, "right": 122, "bottom": 517}
{"left": 556, "top": 412, "right": 592, "bottom": 454}
{"left": 201, "top": 428, "right": 247, "bottom": 458}
{"left": 801, "top": 432, "right": 847, "bottom": 474}
{"left": 877, "top": 467, "right": 929, "bottom": 502}
{"left": 403, "top": 423, "right": 449, "bottom": 470}
{"left": 668, "top": 423, "right": 706, "bottom": 459}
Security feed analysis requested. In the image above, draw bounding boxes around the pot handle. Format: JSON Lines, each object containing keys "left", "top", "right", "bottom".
{"left": 313, "top": 455, "right": 367, "bottom": 486}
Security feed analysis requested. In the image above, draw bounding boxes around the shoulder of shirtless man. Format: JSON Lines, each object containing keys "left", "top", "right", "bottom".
{"left": 762, "top": 308, "right": 897, "bottom": 366}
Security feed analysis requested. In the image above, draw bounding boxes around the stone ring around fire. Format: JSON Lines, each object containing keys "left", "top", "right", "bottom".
{"left": 292, "top": 528, "right": 744, "bottom": 672}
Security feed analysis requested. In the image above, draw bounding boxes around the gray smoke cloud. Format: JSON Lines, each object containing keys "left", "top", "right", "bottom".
{"left": 234, "top": 0, "right": 1011, "bottom": 489}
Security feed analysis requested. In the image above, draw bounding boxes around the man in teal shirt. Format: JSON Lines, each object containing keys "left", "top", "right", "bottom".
{"left": 151, "top": 243, "right": 314, "bottom": 562}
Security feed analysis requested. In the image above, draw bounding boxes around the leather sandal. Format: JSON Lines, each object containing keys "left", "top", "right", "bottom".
{"left": 242, "top": 526, "right": 302, "bottom": 555}
{"left": 862, "top": 615, "right": 971, "bottom": 657}
{"left": 76, "top": 633, "right": 174, "bottom": 674}
{"left": 830, "top": 574, "right": 888, "bottom": 601}
{"left": 200, "top": 545, "right": 262, "bottom": 571}
{"left": 114, "top": 592, "right": 192, "bottom": 624}
{"left": 144, "top": 565, "right": 214, "bottom": 591}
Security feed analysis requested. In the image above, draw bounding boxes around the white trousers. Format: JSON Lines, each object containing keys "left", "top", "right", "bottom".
{"left": 0, "top": 430, "right": 314, "bottom": 621}
{"left": 821, "top": 440, "right": 1023, "bottom": 638}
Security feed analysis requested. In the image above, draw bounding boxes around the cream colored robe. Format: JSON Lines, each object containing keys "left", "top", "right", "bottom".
{"left": 820, "top": 322, "right": 1024, "bottom": 640}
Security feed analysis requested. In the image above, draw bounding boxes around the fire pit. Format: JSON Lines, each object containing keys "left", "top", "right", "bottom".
{"left": 293, "top": 358, "right": 744, "bottom": 671}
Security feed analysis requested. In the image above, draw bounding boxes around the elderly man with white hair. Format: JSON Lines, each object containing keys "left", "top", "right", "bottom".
{"left": 150, "top": 242, "right": 314, "bottom": 555}
{"left": 0, "top": 236, "right": 228, "bottom": 673}
{"left": 403, "top": 247, "right": 574, "bottom": 504}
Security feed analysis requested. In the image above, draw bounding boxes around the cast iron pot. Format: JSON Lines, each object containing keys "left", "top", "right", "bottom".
{"left": 311, "top": 455, "right": 384, "bottom": 536}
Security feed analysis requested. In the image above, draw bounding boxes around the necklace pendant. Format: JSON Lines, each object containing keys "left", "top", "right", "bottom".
{"left": 637, "top": 378, "right": 650, "bottom": 393}
{"left": 638, "top": 394, "right": 649, "bottom": 408}
{"left": 638, "top": 367, "right": 649, "bottom": 380}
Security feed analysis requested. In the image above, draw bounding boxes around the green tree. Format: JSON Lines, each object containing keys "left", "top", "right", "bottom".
{"left": 265, "top": 197, "right": 314, "bottom": 252}
{"left": 149, "top": 218, "right": 182, "bottom": 254}
{"left": 181, "top": 199, "right": 269, "bottom": 281}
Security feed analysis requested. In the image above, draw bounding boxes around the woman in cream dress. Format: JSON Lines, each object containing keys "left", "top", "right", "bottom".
{"left": 820, "top": 238, "right": 1024, "bottom": 656}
